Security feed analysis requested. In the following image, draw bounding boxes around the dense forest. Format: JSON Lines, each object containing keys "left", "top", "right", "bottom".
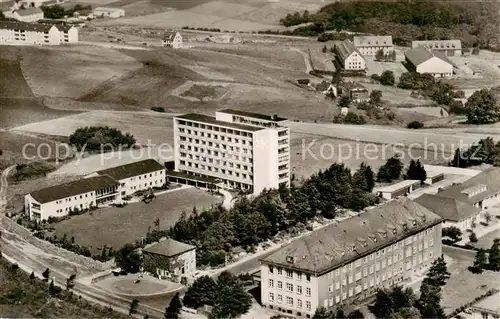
{"left": 279, "top": 0, "right": 499, "bottom": 50}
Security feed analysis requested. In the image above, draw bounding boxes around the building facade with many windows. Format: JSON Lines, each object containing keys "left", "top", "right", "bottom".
{"left": 0, "top": 21, "right": 78, "bottom": 45}
{"left": 173, "top": 109, "right": 290, "bottom": 194}
{"left": 260, "top": 199, "right": 443, "bottom": 317}
{"left": 25, "top": 175, "right": 119, "bottom": 221}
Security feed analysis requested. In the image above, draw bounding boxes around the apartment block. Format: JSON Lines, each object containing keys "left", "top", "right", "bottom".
{"left": 172, "top": 109, "right": 290, "bottom": 194}
{"left": 260, "top": 199, "right": 443, "bottom": 317}
{"left": 0, "top": 21, "right": 78, "bottom": 46}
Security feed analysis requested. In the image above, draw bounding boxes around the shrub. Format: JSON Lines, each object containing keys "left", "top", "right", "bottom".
{"left": 151, "top": 107, "right": 165, "bottom": 112}
{"left": 407, "top": 121, "right": 424, "bottom": 129}
{"left": 371, "top": 74, "right": 381, "bottom": 81}
{"left": 344, "top": 112, "right": 366, "bottom": 124}
{"left": 470, "top": 232, "right": 478, "bottom": 243}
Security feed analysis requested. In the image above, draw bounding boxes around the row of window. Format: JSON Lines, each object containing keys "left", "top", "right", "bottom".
{"left": 269, "top": 280, "right": 311, "bottom": 296}
{"left": 177, "top": 121, "right": 253, "bottom": 137}
{"left": 178, "top": 128, "right": 253, "bottom": 145}
{"left": 268, "top": 293, "right": 311, "bottom": 310}
{"left": 178, "top": 161, "right": 253, "bottom": 180}
{"left": 129, "top": 171, "right": 163, "bottom": 181}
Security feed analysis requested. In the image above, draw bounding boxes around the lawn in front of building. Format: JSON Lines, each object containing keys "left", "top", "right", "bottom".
{"left": 52, "top": 187, "right": 222, "bottom": 254}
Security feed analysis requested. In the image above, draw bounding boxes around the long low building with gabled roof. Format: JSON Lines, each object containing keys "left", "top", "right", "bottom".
{"left": 0, "top": 20, "right": 78, "bottom": 45}
{"left": 260, "top": 198, "right": 442, "bottom": 317}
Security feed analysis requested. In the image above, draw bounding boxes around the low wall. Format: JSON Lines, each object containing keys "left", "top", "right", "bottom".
{"left": 0, "top": 216, "right": 107, "bottom": 273}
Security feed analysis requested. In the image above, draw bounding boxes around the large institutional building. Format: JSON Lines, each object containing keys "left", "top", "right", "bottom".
{"left": 411, "top": 40, "right": 462, "bottom": 57}
{"left": 404, "top": 48, "right": 454, "bottom": 78}
{"left": 25, "top": 159, "right": 166, "bottom": 221}
{"left": 334, "top": 39, "right": 366, "bottom": 71}
{"left": 172, "top": 109, "right": 290, "bottom": 194}
{"left": 260, "top": 199, "right": 443, "bottom": 317}
{"left": 353, "top": 35, "right": 393, "bottom": 57}
{"left": 0, "top": 21, "right": 78, "bottom": 45}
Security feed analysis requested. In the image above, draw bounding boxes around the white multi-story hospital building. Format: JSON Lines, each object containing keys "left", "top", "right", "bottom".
{"left": 172, "top": 109, "right": 290, "bottom": 194}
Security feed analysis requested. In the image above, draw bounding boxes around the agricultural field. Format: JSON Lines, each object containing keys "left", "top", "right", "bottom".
{"left": 12, "top": 111, "right": 177, "bottom": 146}
{"left": 290, "top": 132, "right": 447, "bottom": 180}
{"left": 20, "top": 45, "right": 142, "bottom": 100}
{"left": 93, "top": 0, "right": 325, "bottom": 31}
{"left": 449, "top": 50, "right": 500, "bottom": 89}
{"left": 51, "top": 188, "right": 222, "bottom": 253}
{"left": 0, "top": 47, "right": 73, "bottom": 129}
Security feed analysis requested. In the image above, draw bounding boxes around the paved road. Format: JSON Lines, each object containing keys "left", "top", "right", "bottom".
{"left": 0, "top": 165, "right": 15, "bottom": 211}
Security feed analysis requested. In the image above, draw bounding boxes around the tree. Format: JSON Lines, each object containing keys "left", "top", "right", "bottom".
{"left": 183, "top": 275, "right": 217, "bottom": 309}
{"left": 417, "top": 281, "right": 445, "bottom": 319}
{"left": 335, "top": 308, "right": 346, "bottom": 319}
{"left": 488, "top": 238, "right": 500, "bottom": 271}
{"left": 30, "top": 272, "right": 35, "bottom": 280}
{"left": 464, "top": 89, "right": 500, "bottom": 124}
{"left": 129, "top": 299, "right": 139, "bottom": 315}
{"left": 339, "top": 95, "right": 351, "bottom": 108}
{"left": 313, "top": 306, "right": 331, "bottom": 318}
{"left": 375, "top": 49, "right": 385, "bottom": 61}
{"left": 40, "top": 4, "right": 66, "bottom": 19}
{"left": 370, "top": 90, "right": 383, "bottom": 106}
{"left": 353, "top": 162, "right": 375, "bottom": 192}
{"left": 165, "top": 292, "right": 182, "bottom": 319}
{"left": 0, "top": 11, "right": 5, "bottom": 20}
{"left": 322, "top": 45, "right": 328, "bottom": 53}
{"left": 377, "top": 156, "right": 404, "bottom": 182}
{"left": 469, "top": 232, "right": 478, "bottom": 242}
{"left": 404, "top": 159, "right": 427, "bottom": 183}
{"left": 115, "top": 244, "right": 141, "bottom": 273}
{"left": 472, "top": 249, "right": 488, "bottom": 273}
{"left": 210, "top": 271, "right": 252, "bottom": 318}
{"left": 423, "top": 255, "right": 450, "bottom": 287}
{"left": 348, "top": 309, "right": 364, "bottom": 318}
{"left": 66, "top": 274, "right": 76, "bottom": 290}
{"left": 380, "top": 70, "right": 395, "bottom": 86}
{"left": 441, "top": 226, "right": 462, "bottom": 242}
{"left": 42, "top": 268, "right": 50, "bottom": 282}
{"left": 485, "top": 212, "right": 492, "bottom": 224}
{"left": 407, "top": 121, "right": 424, "bottom": 129}
{"left": 372, "top": 289, "right": 394, "bottom": 318}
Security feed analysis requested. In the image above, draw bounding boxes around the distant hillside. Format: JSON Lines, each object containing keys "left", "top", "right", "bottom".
{"left": 279, "top": 0, "right": 499, "bottom": 51}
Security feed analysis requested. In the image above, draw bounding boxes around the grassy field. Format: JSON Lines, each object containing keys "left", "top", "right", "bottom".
{"left": 13, "top": 111, "right": 176, "bottom": 146}
{"left": 20, "top": 45, "right": 142, "bottom": 100}
{"left": 0, "top": 257, "right": 128, "bottom": 319}
{"left": 51, "top": 188, "right": 222, "bottom": 253}
{"left": 93, "top": 0, "right": 323, "bottom": 31}
{"left": 290, "top": 132, "right": 447, "bottom": 180}
{"left": 0, "top": 47, "right": 73, "bottom": 129}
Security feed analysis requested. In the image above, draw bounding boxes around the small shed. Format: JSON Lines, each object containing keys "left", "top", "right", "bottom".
{"left": 377, "top": 180, "right": 421, "bottom": 200}
{"left": 424, "top": 171, "right": 444, "bottom": 185}
{"left": 297, "top": 79, "right": 310, "bottom": 85}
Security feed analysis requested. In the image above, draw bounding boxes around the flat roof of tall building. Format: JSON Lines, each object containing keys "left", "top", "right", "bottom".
{"left": 175, "top": 113, "right": 264, "bottom": 132}
{"left": 218, "top": 109, "right": 287, "bottom": 122}
{"left": 261, "top": 198, "right": 442, "bottom": 275}
{"left": 30, "top": 175, "right": 119, "bottom": 204}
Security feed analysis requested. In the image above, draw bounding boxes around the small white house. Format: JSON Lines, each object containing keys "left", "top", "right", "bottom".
{"left": 93, "top": 7, "right": 125, "bottom": 18}
{"left": 162, "top": 31, "right": 182, "bottom": 49}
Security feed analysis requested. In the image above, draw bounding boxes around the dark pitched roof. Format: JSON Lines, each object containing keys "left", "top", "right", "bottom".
{"left": 163, "top": 31, "right": 178, "bottom": 41}
{"left": 218, "top": 109, "right": 287, "bottom": 122}
{"left": 414, "top": 193, "right": 480, "bottom": 222}
{"left": 0, "top": 20, "right": 54, "bottom": 32}
{"left": 436, "top": 167, "right": 500, "bottom": 205}
{"left": 57, "top": 24, "right": 74, "bottom": 32}
{"left": 175, "top": 113, "right": 264, "bottom": 132}
{"left": 261, "top": 198, "right": 442, "bottom": 275}
{"left": 30, "top": 175, "right": 119, "bottom": 204}
{"left": 142, "top": 238, "right": 195, "bottom": 257}
{"left": 412, "top": 40, "right": 462, "bottom": 51}
{"left": 335, "top": 39, "right": 363, "bottom": 62}
{"left": 405, "top": 48, "right": 453, "bottom": 67}
{"left": 96, "top": 159, "right": 165, "bottom": 181}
